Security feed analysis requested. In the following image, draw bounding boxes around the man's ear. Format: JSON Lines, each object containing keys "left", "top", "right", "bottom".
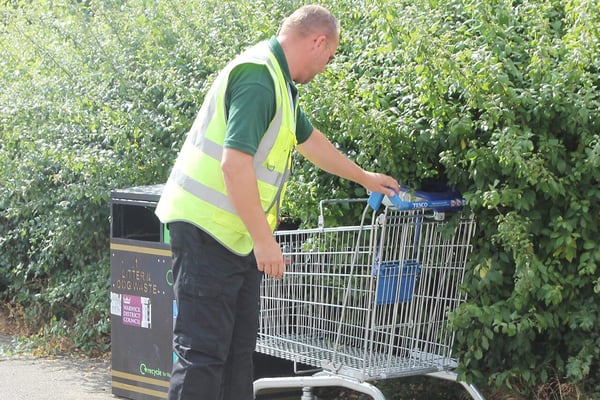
{"left": 313, "top": 34, "right": 327, "bottom": 49}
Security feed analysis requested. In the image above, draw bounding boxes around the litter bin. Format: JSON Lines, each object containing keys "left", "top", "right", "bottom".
{"left": 110, "top": 184, "right": 173, "bottom": 400}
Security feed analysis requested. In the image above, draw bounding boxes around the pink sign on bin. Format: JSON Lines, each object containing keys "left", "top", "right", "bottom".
{"left": 121, "top": 294, "right": 151, "bottom": 328}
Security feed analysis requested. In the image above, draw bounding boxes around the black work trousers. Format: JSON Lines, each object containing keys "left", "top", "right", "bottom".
{"left": 167, "top": 221, "right": 262, "bottom": 400}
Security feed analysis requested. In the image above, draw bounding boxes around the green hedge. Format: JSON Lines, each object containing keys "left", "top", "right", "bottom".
{"left": 1, "top": 0, "right": 598, "bottom": 396}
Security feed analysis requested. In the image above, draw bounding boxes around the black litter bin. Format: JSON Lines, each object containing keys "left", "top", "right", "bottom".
{"left": 110, "top": 184, "right": 173, "bottom": 400}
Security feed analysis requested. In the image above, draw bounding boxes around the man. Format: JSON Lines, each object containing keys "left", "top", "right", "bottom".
{"left": 155, "top": 5, "right": 399, "bottom": 400}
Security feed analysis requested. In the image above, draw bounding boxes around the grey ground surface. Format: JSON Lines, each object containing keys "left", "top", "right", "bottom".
{"left": 0, "top": 334, "right": 117, "bottom": 400}
{"left": 0, "top": 335, "right": 302, "bottom": 400}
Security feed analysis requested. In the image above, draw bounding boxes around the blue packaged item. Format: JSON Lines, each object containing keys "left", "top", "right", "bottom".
{"left": 368, "top": 186, "right": 464, "bottom": 212}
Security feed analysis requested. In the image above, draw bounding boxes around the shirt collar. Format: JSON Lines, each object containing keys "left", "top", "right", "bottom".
{"left": 268, "top": 36, "right": 297, "bottom": 93}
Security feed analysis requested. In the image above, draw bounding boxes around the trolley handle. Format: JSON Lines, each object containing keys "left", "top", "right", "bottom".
{"left": 318, "top": 198, "right": 368, "bottom": 228}
{"left": 368, "top": 187, "right": 465, "bottom": 212}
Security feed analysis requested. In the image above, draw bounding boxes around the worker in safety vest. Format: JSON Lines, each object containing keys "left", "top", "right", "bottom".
{"left": 155, "top": 5, "right": 399, "bottom": 400}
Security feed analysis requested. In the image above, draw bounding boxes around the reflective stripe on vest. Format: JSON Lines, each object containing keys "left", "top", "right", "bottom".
{"left": 155, "top": 41, "right": 297, "bottom": 255}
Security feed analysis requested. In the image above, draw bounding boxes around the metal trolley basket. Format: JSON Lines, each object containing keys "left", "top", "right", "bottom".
{"left": 254, "top": 190, "right": 485, "bottom": 400}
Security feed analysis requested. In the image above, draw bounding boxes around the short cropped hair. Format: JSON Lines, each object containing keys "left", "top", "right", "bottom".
{"left": 280, "top": 5, "right": 340, "bottom": 39}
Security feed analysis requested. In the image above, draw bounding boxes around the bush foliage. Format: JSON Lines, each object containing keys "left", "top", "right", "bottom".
{"left": 1, "top": 0, "right": 598, "bottom": 396}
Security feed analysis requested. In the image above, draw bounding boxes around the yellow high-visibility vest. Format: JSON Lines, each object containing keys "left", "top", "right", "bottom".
{"left": 155, "top": 41, "right": 297, "bottom": 255}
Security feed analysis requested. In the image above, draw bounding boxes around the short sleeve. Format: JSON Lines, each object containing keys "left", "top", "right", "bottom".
{"left": 295, "top": 107, "right": 314, "bottom": 144}
{"left": 224, "top": 63, "right": 276, "bottom": 155}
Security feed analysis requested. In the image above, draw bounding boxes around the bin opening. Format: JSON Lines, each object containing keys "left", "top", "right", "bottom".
{"left": 111, "top": 203, "right": 162, "bottom": 242}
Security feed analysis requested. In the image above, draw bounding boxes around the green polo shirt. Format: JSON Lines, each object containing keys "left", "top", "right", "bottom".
{"left": 224, "top": 37, "right": 313, "bottom": 155}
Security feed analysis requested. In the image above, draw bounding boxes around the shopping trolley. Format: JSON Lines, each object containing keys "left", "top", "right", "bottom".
{"left": 254, "top": 188, "right": 484, "bottom": 400}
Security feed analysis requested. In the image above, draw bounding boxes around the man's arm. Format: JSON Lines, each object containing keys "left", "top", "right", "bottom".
{"left": 221, "top": 147, "right": 284, "bottom": 280}
{"left": 297, "top": 128, "right": 399, "bottom": 196}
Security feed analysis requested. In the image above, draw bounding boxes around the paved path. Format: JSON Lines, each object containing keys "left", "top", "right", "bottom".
{"left": 0, "top": 335, "right": 116, "bottom": 400}
{"left": 0, "top": 335, "right": 303, "bottom": 400}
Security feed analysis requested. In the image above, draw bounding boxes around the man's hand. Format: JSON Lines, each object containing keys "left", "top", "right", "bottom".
{"left": 362, "top": 171, "right": 399, "bottom": 197}
{"left": 253, "top": 236, "right": 285, "bottom": 280}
